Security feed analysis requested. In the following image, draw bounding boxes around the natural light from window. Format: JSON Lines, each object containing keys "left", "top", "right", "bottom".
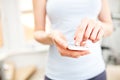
{"left": 0, "top": 8, "right": 3, "bottom": 48}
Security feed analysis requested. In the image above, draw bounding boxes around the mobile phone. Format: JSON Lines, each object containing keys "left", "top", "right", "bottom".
{"left": 68, "top": 44, "right": 89, "bottom": 51}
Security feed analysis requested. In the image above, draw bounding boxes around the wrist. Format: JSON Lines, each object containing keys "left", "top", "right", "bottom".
{"left": 100, "top": 22, "right": 113, "bottom": 37}
{"left": 47, "top": 31, "right": 55, "bottom": 45}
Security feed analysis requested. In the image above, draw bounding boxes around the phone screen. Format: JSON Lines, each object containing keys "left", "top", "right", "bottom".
{"left": 68, "top": 44, "right": 89, "bottom": 51}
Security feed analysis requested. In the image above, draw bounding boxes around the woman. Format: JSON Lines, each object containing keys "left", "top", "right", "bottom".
{"left": 33, "top": 0, "right": 113, "bottom": 80}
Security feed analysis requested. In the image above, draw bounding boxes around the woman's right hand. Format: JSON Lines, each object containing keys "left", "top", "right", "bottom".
{"left": 50, "top": 31, "right": 90, "bottom": 58}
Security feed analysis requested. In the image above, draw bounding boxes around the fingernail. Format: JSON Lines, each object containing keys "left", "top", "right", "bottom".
{"left": 80, "top": 41, "right": 86, "bottom": 46}
{"left": 75, "top": 42, "right": 80, "bottom": 46}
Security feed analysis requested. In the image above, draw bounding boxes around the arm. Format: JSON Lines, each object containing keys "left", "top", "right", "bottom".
{"left": 33, "top": 0, "right": 89, "bottom": 58}
{"left": 33, "top": 0, "right": 53, "bottom": 45}
{"left": 98, "top": 0, "right": 113, "bottom": 37}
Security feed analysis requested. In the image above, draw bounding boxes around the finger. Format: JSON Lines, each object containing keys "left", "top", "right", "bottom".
{"left": 89, "top": 24, "right": 101, "bottom": 42}
{"left": 84, "top": 21, "right": 95, "bottom": 41}
{"left": 60, "top": 48, "right": 90, "bottom": 58}
{"left": 68, "top": 52, "right": 82, "bottom": 58}
{"left": 96, "top": 28, "right": 104, "bottom": 41}
{"left": 75, "top": 18, "right": 89, "bottom": 45}
{"left": 80, "top": 41, "right": 86, "bottom": 46}
{"left": 69, "top": 52, "right": 81, "bottom": 58}
{"left": 77, "top": 50, "right": 90, "bottom": 55}
{"left": 92, "top": 28, "right": 104, "bottom": 43}
{"left": 74, "top": 26, "right": 80, "bottom": 40}
{"left": 70, "top": 51, "right": 89, "bottom": 58}
{"left": 54, "top": 36, "right": 68, "bottom": 49}
{"left": 57, "top": 46, "right": 68, "bottom": 56}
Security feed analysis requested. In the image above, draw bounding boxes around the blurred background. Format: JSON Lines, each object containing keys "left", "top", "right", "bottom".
{"left": 0, "top": 0, "right": 120, "bottom": 80}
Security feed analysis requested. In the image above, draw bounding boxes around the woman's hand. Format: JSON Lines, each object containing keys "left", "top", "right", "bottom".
{"left": 74, "top": 18, "right": 104, "bottom": 46}
{"left": 50, "top": 31, "right": 89, "bottom": 58}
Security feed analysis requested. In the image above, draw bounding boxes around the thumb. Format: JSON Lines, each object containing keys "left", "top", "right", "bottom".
{"left": 54, "top": 36, "right": 68, "bottom": 49}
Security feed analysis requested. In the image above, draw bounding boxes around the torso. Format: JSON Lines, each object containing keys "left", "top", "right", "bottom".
{"left": 46, "top": 0, "right": 105, "bottom": 80}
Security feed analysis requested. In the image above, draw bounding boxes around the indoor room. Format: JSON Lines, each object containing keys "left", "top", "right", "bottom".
{"left": 0, "top": 0, "right": 120, "bottom": 80}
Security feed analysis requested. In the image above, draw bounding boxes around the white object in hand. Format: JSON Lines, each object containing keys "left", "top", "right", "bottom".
{"left": 68, "top": 44, "right": 89, "bottom": 51}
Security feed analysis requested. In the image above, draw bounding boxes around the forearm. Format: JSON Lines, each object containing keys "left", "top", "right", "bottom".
{"left": 98, "top": 0, "right": 113, "bottom": 37}
{"left": 33, "top": 0, "right": 50, "bottom": 45}
{"left": 34, "top": 30, "right": 53, "bottom": 45}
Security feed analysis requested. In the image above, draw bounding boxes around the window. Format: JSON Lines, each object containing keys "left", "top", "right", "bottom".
{"left": 0, "top": 0, "right": 49, "bottom": 52}
{"left": 19, "top": 0, "right": 34, "bottom": 42}
{"left": 0, "top": 22, "right": 3, "bottom": 48}
{"left": 19, "top": 0, "right": 51, "bottom": 42}
{"left": 19, "top": 0, "right": 50, "bottom": 51}
{"left": 0, "top": 7, "right": 3, "bottom": 48}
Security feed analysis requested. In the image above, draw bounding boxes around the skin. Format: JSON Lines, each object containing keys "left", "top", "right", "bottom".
{"left": 33, "top": 0, "right": 113, "bottom": 58}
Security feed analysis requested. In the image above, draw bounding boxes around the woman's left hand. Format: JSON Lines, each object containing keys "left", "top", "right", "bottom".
{"left": 74, "top": 18, "right": 104, "bottom": 46}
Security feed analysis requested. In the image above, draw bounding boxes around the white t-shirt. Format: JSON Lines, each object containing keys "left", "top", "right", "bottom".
{"left": 46, "top": 0, "right": 105, "bottom": 80}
